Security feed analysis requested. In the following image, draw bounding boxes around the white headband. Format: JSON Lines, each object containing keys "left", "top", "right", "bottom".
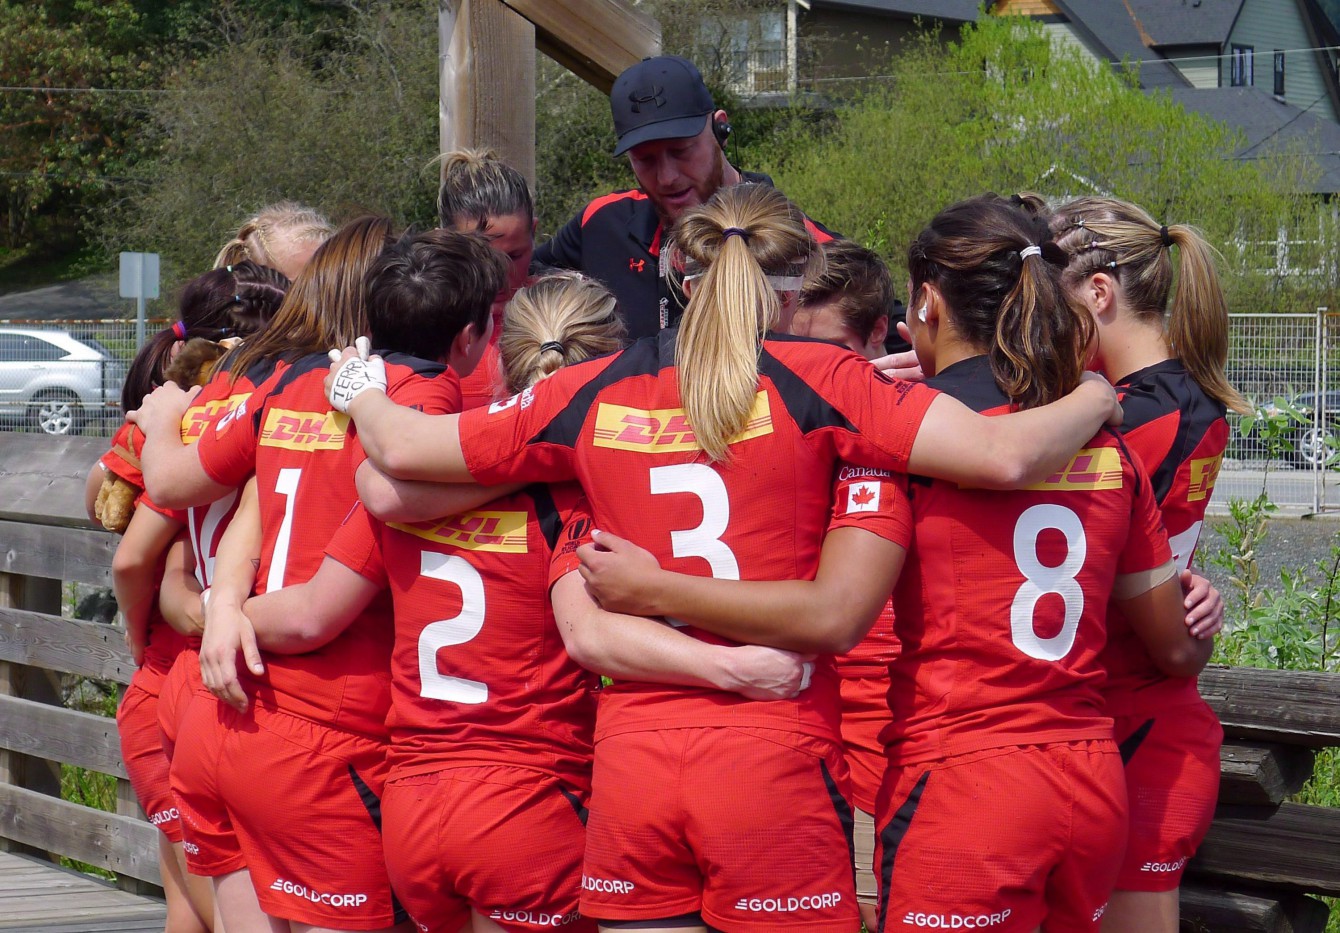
{"left": 682, "top": 273, "right": 806, "bottom": 291}
{"left": 1019, "top": 245, "right": 1042, "bottom": 260}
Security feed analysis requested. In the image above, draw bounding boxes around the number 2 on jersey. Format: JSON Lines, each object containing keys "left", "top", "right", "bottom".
{"left": 1010, "top": 503, "right": 1086, "bottom": 662}
{"left": 417, "top": 552, "right": 488, "bottom": 704}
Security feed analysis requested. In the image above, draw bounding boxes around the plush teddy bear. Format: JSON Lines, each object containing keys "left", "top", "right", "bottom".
{"left": 94, "top": 337, "right": 238, "bottom": 533}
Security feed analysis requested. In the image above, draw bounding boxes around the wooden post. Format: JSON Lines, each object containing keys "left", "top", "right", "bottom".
{"left": 440, "top": 0, "right": 537, "bottom": 189}
{"left": 0, "top": 573, "right": 64, "bottom": 859}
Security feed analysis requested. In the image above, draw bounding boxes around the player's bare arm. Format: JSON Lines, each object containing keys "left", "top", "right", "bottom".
{"left": 908, "top": 372, "right": 1121, "bottom": 489}
{"left": 578, "top": 526, "right": 904, "bottom": 655}
{"left": 354, "top": 459, "right": 519, "bottom": 524}
{"left": 127, "top": 382, "right": 234, "bottom": 508}
{"left": 111, "top": 507, "right": 186, "bottom": 667}
{"left": 199, "top": 476, "right": 264, "bottom": 711}
{"left": 1113, "top": 565, "right": 1214, "bottom": 678}
{"left": 157, "top": 535, "right": 203, "bottom": 638}
{"left": 550, "top": 572, "right": 812, "bottom": 701}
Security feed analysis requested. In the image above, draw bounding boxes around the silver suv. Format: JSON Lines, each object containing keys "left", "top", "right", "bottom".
{"left": 0, "top": 327, "right": 127, "bottom": 435}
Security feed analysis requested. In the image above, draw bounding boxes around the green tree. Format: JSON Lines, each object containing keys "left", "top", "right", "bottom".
{"left": 758, "top": 16, "right": 1338, "bottom": 316}
{"left": 0, "top": 0, "right": 152, "bottom": 252}
{"left": 100, "top": 0, "right": 439, "bottom": 278}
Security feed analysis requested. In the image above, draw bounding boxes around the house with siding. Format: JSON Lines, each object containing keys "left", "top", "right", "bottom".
{"left": 730, "top": 0, "right": 1340, "bottom": 193}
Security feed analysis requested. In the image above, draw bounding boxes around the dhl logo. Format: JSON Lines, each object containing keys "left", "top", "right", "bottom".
{"left": 389, "top": 510, "right": 528, "bottom": 553}
{"left": 1186, "top": 454, "right": 1223, "bottom": 502}
{"left": 592, "top": 392, "right": 773, "bottom": 453}
{"left": 180, "top": 394, "right": 249, "bottom": 444}
{"left": 258, "top": 408, "right": 349, "bottom": 451}
{"left": 1027, "top": 446, "right": 1123, "bottom": 491}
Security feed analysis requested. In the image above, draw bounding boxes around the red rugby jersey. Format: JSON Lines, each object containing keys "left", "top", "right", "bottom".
{"left": 1102, "top": 360, "right": 1228, "bottom": 714}
{"left": 179, "top": 363, "right": 281, "bottom": 607}
{"left": 100, "top": 422, "right": 188, "bottom": 684}
{"left": 195, "top": 351, "right": 461, "bottom": 738}
{"left": 326, "top": 485, "right": 598, "bottom": 788}
{"left": 881, "top": 356, "right": 1172, "bottom": 765}
{"left": 458, "top": 330, "right": 937, "bottom": 741}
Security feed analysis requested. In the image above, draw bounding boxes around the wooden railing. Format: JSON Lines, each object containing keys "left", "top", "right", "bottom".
{"left": 0, "top": 433, "right": 160, "bottom": 893}
{"left": 0, "top": 433, "right": 1337, "bottom": 927}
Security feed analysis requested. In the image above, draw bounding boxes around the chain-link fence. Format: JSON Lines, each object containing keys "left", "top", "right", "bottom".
{"left": 5, "top": 311, "right": 1340, "bottom": 512}
{"left": 1224, "top": 310, "right": 1340, "bottom": 514}
{"left": 0, "top": 318, "right": 167, "bottom": 439}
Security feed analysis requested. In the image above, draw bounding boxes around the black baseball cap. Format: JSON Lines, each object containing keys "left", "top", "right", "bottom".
{"left": 610, "top": 55, "right": 715, "bottom": 156}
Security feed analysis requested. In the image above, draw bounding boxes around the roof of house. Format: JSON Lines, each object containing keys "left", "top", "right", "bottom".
{"left": 1051, "top": 0, "right": 1191, "bottom": 88}
{"left": 1123, "top": 0, "right": 1244, "bottom": 48}
{"left": 1170, "top": 85, "right": 1340, "bottom": 191}
{"left": 811, "top": 0, "right": 983, "bottom": 23}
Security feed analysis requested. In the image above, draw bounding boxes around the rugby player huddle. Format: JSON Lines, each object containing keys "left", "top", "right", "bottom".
{"left": 95, "top": 53, "right": 1239, "bottom": 933}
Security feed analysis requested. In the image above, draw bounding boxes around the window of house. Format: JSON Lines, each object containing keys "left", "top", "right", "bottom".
{"left": 702, "top": 10, "right": 787, "bottom": 94}
{"left": 1231, "top": 44, "right": 1254, "bottom": 86}
{"left": 1274, "top": 50, "right": 1286, "bottom": 96}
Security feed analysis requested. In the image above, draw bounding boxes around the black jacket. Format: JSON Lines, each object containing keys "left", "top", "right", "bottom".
{"left": 535, "top": 171, "right": 833, "bottom": 340}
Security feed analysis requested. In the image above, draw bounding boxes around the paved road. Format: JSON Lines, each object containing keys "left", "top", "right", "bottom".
{"left": 1214, "top": 462, "right": 1340, "bottom": 515}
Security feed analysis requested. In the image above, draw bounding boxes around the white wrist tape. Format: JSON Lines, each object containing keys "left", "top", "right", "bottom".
{"left": 328, "top": 356, "right": 387, "bottom": 412}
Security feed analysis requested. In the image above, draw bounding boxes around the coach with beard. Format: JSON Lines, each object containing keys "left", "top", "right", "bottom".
{"left": 535, "top": 55, "right": 834, "bottom": 339}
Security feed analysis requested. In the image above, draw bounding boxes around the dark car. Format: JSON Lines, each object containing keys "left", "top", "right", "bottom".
{"left": 1258, "top": 389, "right": 1340, "bottom": 467}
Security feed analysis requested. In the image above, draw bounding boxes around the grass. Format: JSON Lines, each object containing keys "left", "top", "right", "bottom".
{"left": 0, "top": 244, "right": 103, "bottom": 296}
{"left": 57, "top": 673, "right": 121, "bottom": 880}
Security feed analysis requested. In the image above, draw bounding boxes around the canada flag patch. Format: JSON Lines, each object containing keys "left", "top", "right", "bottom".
{"left": 846, "top": 481, "right": 882, "bottom": 514}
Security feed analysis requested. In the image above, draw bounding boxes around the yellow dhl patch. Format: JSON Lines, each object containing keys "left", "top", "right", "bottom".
{"left": 1186, "top": 454, "right": 1223, "bottom": 502}
{"left": 389, "top": 510, "right": 529, "bottom": 553}
{"left": 180, "top": 394, "right": 250, "bottom": 444}
{"left": 1026, "top": 446, "right": 1123, "bottom": 491}
{"left": 258, "top": 408, "right": 349, "bottom": 451}
{"left": 592, "top": 392, "right": 773, "bottom": 453}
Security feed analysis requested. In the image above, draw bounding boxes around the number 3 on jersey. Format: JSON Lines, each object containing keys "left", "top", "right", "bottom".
{"left": 1011, "top": 503, "right": 1085, "bottom": 662}
{"left": 417, "top": 552, "right": 488, "bottom": 704}
{"left": 649, "top": 464, "right": 739, "bottom": 579}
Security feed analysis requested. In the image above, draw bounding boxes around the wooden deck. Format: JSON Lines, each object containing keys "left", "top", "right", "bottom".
{"left": 0, "top": 851, "right": 165, "bottom": 931}
{"left": 0, "top": 847, "right": 165, "bottom": 927}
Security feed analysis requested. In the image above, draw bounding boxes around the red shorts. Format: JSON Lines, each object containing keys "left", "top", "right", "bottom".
{"left": 1115, "top": 702, "right": 1223, "bottom": 891}
{"left": 117, "top": 678, "right": 180, "bottom": 842}
{"left": 173, "top": 695, "right": 402, "bottom": 929}
{"left": 170, "top": 689, "right": 245, "bottom": 876}
{"left": 582, "top": 727, "right": 859, "bottom": 932}
{"left": 839, "top": 675, "right": 891, "bottom": 813}
{"left": 875, "top": 741, "right": 1126, "bottom": 933}
{"left": 157, "top": 647, "right": 201, "bottom": 764}
{"left": 383, "top": 765, "right": 594, "bottom": 933}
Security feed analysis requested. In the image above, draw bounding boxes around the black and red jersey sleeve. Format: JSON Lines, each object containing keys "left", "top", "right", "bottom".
{"left": 1116, "top": 447, "right": 1174, "bottom": 576}
{"left": 761, "top": 341, "right": 939, "bottom": 473}
{"left": 548, "top": 489, "right": 594, "bottom": 587}
{"left": 459, "top": 354, "right": 619, "bottom": 484}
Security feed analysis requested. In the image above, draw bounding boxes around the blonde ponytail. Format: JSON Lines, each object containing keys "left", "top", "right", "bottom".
{"left": 499, "top": 272, "right": 626, "bottom": 394}
{"left": 672, "top": 185, "right": 818, "bottom": 462}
